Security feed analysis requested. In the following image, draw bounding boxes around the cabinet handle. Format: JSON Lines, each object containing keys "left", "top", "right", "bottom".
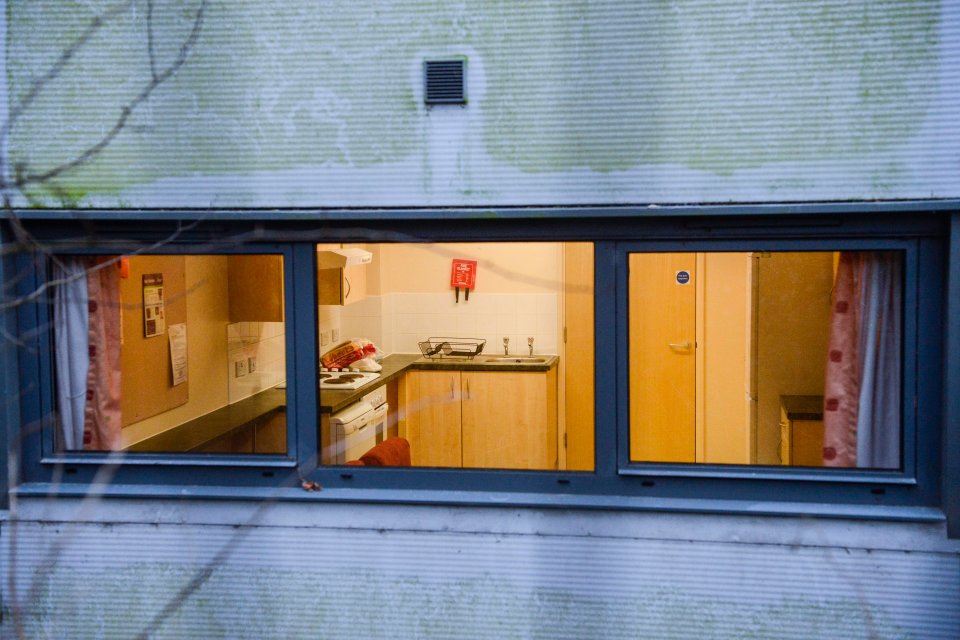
{"left": 450, "top": 377, "right": 455, "bottom": 400}
{"left": 668, "top": 341, "right": 692, "bottom": 350}
{"left": 465, "top": 378, "right": 470, "bottom": 400}
{"left": 344, "top": 274, "right": 352, "bottom": 300}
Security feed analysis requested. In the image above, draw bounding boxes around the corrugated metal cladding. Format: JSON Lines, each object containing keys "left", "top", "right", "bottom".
{"left": 2, "top": 519, "right": 958, "bottom": 639}
{"left": 1, "top": 1, "right": 958, "bottom": 208}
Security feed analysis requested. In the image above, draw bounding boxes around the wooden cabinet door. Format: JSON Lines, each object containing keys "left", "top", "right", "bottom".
{"left": 404, "top": 370, "right": 462, "bottom": 467}
{"left": 461, "top": 371, "right": 557, "bottom": 470}
{"left": 228, "top": 254, "right": 284, "bottom": 322}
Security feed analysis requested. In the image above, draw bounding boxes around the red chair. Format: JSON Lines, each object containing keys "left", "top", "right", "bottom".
{"left": 345, "top": 437, "right": 411, "bottom": 467}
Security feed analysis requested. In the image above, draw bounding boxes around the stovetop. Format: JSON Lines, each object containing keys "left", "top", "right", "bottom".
{"left": 318, "top": 368, "right": 381, "bottom": 390}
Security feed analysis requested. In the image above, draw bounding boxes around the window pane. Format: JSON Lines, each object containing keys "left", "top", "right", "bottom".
{"left": 316, "top": 242, "right": 594, "bottom": 471}
{"left": 628, "top": 251, "right": 901, "bottom": 470}
{"left": 53, "top": 254, "right": 287, "bottom": 454}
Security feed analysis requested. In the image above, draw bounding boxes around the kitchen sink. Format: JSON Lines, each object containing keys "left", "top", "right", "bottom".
{"left": 480, "top": 356, "right": 549, "bottom": 363}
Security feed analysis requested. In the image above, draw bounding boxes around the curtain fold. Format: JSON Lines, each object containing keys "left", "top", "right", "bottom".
{"left": 822, "top": 252, "right": 901, "bottom": 468}
{"left": 53, "top": 258, "right": 123, "bottom": 451}
{"left": 83, "top": 259, "right": 123, "bottom": 451}
{"left": 53, "top": 258, "right": 90, "bottom": 450}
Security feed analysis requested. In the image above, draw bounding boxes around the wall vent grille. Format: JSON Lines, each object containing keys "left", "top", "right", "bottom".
{"left": 424, "top": 60, "right": 465, "bottom": 106}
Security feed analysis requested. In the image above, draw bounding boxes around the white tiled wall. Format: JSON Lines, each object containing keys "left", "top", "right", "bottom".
{"left": 339, "top": 292, "right": 558, "bottom": 356}
{"left": 227, "top": 321, "right": 286, "bottom": 402}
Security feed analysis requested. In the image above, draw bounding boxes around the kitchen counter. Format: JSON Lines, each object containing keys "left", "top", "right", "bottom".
{"left": 318, "top": 352, "right": 558, "bottom": 413}
{"left": 405, "top": 354, "right": 559, "bottom": 372}
{"left": 127, "top": 352, "right": 560, "bottom": 451}
{"left": 319, "top": 353, "right": 421, "bottom": 413}
{"left": 126, "top": 387, "right": 286, "bottom": 453}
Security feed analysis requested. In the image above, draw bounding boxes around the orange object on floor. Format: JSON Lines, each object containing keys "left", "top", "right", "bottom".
{"left": 346, "top": 437, "right": 411, "bottom": 467}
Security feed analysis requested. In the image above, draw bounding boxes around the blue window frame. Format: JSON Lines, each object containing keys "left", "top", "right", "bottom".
{"left": 2, "top": 206, "right": 957, "bottom": 536}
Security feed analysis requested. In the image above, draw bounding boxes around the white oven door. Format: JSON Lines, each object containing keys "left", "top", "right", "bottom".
{"left": 333, "top": 402, "right": 388, "bottom": 464}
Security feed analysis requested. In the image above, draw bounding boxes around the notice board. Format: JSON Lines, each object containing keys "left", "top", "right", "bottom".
{"left": 120, "top": 255, "right": 188, "bottom": 426}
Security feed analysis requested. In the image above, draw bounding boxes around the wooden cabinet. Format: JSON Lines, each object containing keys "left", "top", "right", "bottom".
{"left": 400, "top": 369, "right": 557, "bottom": 470}
{"left": 317, "top": 264, "right": 366, "bottom": 306}
{"left": 228, "top": 254, "right": 284, "bottom": 322}
{"left": 193, "top": 409, "right": 286, "bottom": 455}
{"left": 402, "top": 370, "right": 462, "bottom": 467}
{"left": 316, "top": 245, "right": 368, "bottom": 306}
{"left": 779, "top": 395, "right": 824, "bottom": 466}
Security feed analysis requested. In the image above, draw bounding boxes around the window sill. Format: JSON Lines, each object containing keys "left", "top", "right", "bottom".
{"left": 11, "top": 482, "right": 945, "bottom": 525}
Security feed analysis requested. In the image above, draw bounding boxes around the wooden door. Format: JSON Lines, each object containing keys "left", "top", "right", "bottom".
{"left": 403, "top": 370, "right": 462, "bottom": 467}
{"left": 563, "top": 243, "right": 595, "bottom": 471}
{"left": 461, "top": 371, "right": 557, "bottom": 470}
{"left": 628, "top": 253, "right": 697, "bottom": 462}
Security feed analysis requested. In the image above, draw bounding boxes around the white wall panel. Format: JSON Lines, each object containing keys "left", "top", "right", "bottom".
{"left": 2, "top": 1, "right": 958, "bottom": 208}
{"left": 3, "top": 501, "right": 958, "bottom": 639}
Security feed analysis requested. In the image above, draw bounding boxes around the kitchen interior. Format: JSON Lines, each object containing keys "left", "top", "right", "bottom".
{"left": 113, "top": 244, "right": 878, "bottom": 471}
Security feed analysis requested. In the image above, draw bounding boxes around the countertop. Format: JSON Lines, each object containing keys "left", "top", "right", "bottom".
{"left": 319, "top": 353, "right": 558, "bottom": 413}
{"left": 128, "top": 352, "right": 559, "bottom": 450}
{"left": 318, "top": 353, "right": 420, "bottom": 414}
{"left": 780, "top": 395, "right": 824, "bottom": 421}
{"left": 126, "top": 387, "right": 286, "bottom": 453}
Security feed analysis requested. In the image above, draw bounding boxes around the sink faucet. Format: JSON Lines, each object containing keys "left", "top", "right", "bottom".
{"left": 528, "top": 336, "right": 534, "bottom": 356}
{"left": 503, "top": 336, "right": 509, "bottom": 355}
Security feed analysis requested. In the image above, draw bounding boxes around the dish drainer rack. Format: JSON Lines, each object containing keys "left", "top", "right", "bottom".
{"left": 418, "top": 337, "right": 486, "bottom": 360}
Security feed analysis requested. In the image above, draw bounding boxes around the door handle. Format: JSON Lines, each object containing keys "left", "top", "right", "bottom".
{"left": 669, "top": 342, "right": 692, "bottom": 349}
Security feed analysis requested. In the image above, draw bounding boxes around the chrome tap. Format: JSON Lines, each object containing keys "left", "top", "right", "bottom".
{"left": 503, "top": 336, "right": 509, "bottom": 355}
{"left": 528, "top": 336, "right": 534, "bottom": 356}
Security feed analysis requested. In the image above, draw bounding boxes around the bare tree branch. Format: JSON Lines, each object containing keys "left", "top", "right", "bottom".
{"left": 0, "top": 0, "right": 136, "bottom": 184}
{"left": 9, "top": 0, "right": 209, "bottom": 190}
{"left": 146, "top": 0, "right": 159, "bottom": 82}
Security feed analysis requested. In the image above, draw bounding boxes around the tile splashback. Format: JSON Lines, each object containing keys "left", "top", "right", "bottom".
{"left": 338, "top": 292, "right": 558, "bottom": 356}
{"left": 227, "top": 321, "right": 286, "bottom": 402}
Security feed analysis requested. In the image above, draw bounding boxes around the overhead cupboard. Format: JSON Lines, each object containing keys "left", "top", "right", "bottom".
{"left": 8, "top": 211, "right": 953, "bottom": 528}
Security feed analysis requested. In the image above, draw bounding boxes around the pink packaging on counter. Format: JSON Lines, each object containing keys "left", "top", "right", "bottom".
{"left": 321, "top": 341, "right": 365, "bottom": 369}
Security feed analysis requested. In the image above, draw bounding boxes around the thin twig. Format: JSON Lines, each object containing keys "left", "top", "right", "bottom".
{"left": 146, "top": 0, "right": 159, "bottom": 82}
{"left": 0, "top": 0, "right": 136, "bottom": 185}
{"left": 11, "top": 0, "right": 208, "bottom": 189}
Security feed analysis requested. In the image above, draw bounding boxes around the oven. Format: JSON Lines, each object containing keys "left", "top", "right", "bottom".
{"left": 329, "top": 385, "right": 388, "bottom": 464}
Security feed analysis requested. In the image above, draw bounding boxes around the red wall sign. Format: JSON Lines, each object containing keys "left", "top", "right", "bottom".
{"left": 451, "top": 259, "right": 478, "bottom": 289}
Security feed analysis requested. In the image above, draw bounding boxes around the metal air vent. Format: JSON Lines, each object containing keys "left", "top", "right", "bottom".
{"left": 424, "top": 59, "right": 466, "bottom": 106}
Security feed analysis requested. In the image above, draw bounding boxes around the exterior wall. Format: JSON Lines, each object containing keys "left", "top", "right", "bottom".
{"left": 2, "top": 499, "right": 959, "bottom": 639}
{"left": 3, "top": 1, "right": 959, "bottom": 207}
{"left": 4, "top": 3, "right": 960, "bottom": 638}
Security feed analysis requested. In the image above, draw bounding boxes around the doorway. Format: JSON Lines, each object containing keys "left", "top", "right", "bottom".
{"left": 628, "top": 252, "right": 757, "bottom": 464}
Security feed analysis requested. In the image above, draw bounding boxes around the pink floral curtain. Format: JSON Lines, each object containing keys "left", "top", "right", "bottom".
{"left": 822, "top": 252, "right": 901, "bottom": 469}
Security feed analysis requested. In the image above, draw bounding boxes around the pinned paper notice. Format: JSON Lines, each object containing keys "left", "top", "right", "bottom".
{"left": 142, "top": 273, "right": 166, "bottom": 337}
{"left": 168, "top": 323, "right": 187, "bottom": 386}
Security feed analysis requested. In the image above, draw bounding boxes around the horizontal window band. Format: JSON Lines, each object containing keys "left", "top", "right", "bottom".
{"left": 7, "top": 199, "right": 960, "bottom": 222}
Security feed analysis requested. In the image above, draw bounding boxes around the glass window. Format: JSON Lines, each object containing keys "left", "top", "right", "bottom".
{"left": 628, "top": 250, "right": 902, "bottom": 470}
{"left": 315, "top": 242, "right": 595, "bottom": 471}
{"left": 52, "top": 254, "right": 287, "bottom": 455}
